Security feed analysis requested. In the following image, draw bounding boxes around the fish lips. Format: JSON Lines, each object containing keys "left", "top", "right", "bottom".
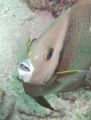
{"left": 17, "top": 58, "right": 34, "bottom": 83}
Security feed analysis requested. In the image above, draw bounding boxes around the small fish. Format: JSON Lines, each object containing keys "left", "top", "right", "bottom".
{"left": 18, "top": 0, "right": 91, "bottom": 110}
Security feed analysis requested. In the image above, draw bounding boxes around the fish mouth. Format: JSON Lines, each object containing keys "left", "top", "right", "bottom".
{"left": 17, "top": 59, "right": 34, "bottom": 83}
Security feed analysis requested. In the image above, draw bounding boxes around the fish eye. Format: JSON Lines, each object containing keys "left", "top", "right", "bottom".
{"left": 20, "top": 64, "right": 30, "bottom": 72}
{"left": 46, "top": 48, "right": 54, "bottom": 60}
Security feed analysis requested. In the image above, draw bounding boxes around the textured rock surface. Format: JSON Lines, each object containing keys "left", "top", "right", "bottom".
{"left": 0, "top": 88, "right": 15, "bottom": 120}
{"left": 24, "top": 0, "right": 78, "bottom": 17}
{"left": 0, "top": 0, "right": 91, "bottom": 120}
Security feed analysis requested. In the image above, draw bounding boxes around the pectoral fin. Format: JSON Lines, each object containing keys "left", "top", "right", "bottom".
{"left": 56, "top": 70, "right": 88, "bottom": 79}
{"left": 56, "top": 70, "right": 81, "bottom": 77}
{"left": 55, "top": 70, "right": 88, "bottom": 92}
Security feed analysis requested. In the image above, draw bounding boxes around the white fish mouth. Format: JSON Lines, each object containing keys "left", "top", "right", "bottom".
{"left": 17, "top": 59, "right": 34, "bottom": 83}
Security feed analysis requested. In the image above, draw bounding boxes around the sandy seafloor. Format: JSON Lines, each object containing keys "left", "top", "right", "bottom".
{"left": 0, "top": 0, "right": 91, "bottom": 120}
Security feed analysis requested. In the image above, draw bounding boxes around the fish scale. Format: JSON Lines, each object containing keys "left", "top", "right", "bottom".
{"left": 57, "top": 3, "right": 91, "bottom": 71}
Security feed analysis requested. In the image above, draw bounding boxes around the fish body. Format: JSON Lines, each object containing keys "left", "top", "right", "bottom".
{"left": 18, "top": 0, "right": 91, "bottom": 110}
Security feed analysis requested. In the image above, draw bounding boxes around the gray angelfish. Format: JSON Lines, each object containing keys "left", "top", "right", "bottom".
{"left": 18, "top": 0, "right": 91, "bottom": 110}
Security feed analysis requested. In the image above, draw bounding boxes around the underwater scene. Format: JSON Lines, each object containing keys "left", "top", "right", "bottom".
{"left": 0, "top": 0, "right": 91, "bottom": 120}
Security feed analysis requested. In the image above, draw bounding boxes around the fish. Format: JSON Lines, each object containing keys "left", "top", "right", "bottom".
{"left": 18, "top": 0, "right": 91, "bottom": 110}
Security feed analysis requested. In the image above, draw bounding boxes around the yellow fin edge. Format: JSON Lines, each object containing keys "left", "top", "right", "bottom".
{"left": 56, "top": 70, "right": 81, "bottom": 75}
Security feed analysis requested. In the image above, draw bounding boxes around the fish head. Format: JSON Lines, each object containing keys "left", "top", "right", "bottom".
{"left": 18, "top": 36, "right": 62, "bottom": 85}
{"left": 18, "top": 8, "right": 71, "bottom": 85}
